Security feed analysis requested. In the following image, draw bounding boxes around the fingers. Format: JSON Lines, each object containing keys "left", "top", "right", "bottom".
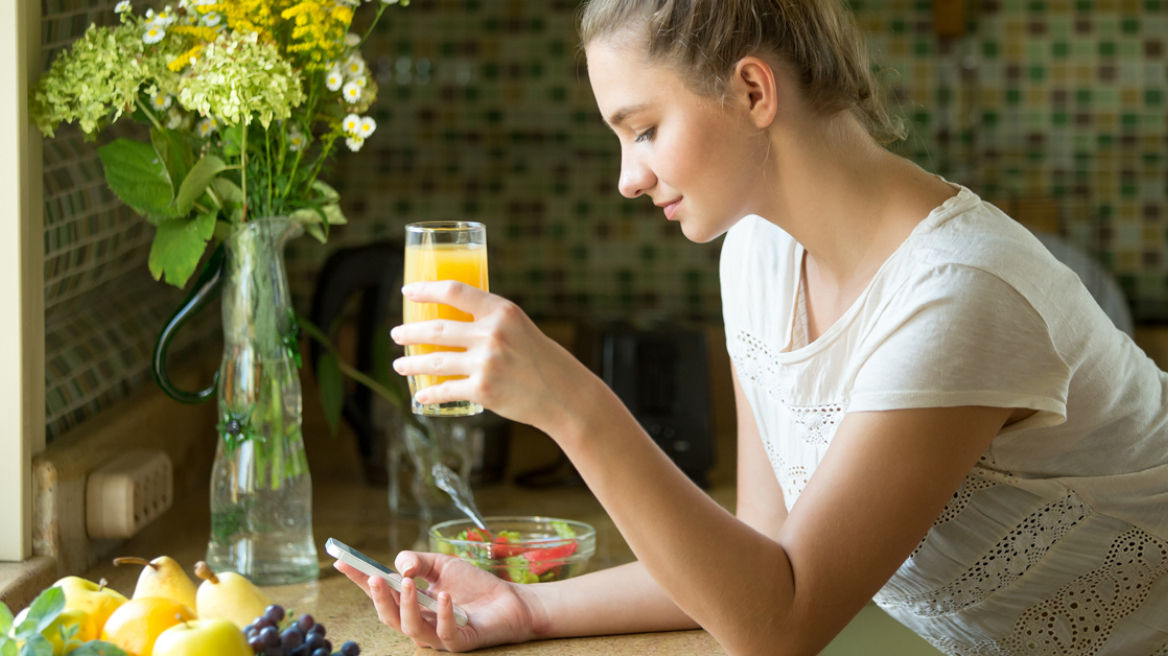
{"left": 391, "top": 319, "right": 475, "bottom": 350}
{"left": 393, "top": 350, "right": 475, "bottom": 380}
{"left": 398, "top": 576, "right": 443, "bottom": 647}
{"left": 367, "top": 576, "right": 403, "bottom": 631}
{"left": 334, "top": 561, "right": 373, "bottom": 597}
{"left": 402, "top": 281, "right": 497, "bottom": 318}
{"left": 412, "top": 379, "right": 480, "bottom": 408}
{"left": 434, "top": 591, "right": 462, "bottom": 644}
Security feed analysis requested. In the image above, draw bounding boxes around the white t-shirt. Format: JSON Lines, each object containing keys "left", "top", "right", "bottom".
{"left": 720, "top": 186, "right": 1168, "bottom": 655}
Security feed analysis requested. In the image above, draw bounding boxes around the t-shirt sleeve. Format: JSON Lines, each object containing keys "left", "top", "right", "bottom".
{"left": 848, "top": 264, "right": 1071, "bottom": 431}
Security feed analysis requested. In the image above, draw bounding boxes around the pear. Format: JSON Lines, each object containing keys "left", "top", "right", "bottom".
{"left": 114, "top": 557, "right": 199, "bottom": 612}
{"left": 193, "top": 562, "right": 272, "bottom": 630}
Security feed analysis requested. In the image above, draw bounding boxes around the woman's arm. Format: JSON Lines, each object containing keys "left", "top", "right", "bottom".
{"left": 731, "top": 362, "right": 788, "bottom": 536}
{"left": 391, "top": 282, "right": 1011, "bottom": 655}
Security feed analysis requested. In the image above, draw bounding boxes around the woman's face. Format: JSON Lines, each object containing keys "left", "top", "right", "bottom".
{"left": 586, "top": 39, "right": 768, "bottom": 243}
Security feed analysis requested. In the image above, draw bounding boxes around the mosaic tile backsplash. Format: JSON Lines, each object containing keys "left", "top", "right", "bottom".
{"left": 42, "top": 0, "right": 1168, "bottom": 439}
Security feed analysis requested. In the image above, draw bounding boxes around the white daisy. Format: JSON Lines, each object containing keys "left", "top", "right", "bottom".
{"left": 344, "top": 56, "right": 365, "bottom": 77}
{"left": 200, "top": 12, "right": 221, "bottom": 26}
{"left": 143, "top": 25, "right": 166, "bottom": 43}
{"left": 288, "top": 131, "right": 306, "bottom": 151}
{"left": 325, "top": 66, "right": 344, "bottom": 92}
{"left": 353, "top": 75, "right": 367, "bottom": 88}
{"left": 150, "top": 92, "right": 172, "bottom": 111}
{"left": 381, "top": 0, "right": 401, "bottom": 4}
{"left": 155, "top": 8, "right": 175, "bottom": 24}
{"left": 115, "top": 0, "right": 132, "bottom": 13}
{"left": 342, "top": 81, "right": 362, "bottom": 104}
{"left": 358, "top": 116, "right": 376, "bottom": 138}
{"left": 197, "top": 118, "right": 217, "bottom": 137}
{"left": 344, "top": 32, "right": 360, "bottom": 47}
{"left": 341, "top": 113, "right": 361, "bottom": 135}
{"left": 166, "top": 107, "right": 185, "bottom": 130}
{"left": 145, "top": 8, "right": 154, "bottom": 18}
{"left": 345, "top": 135, "right": 365, "bottom": 152}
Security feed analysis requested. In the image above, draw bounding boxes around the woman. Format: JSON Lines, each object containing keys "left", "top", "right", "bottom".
{"left": 336, "top": 1, "right": 1168, "bottom": 654}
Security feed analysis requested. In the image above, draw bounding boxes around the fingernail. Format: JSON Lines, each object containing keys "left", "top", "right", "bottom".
{"left": 414, "top": 391, "right": 427, "bottom": 404}
{"left": 393, "top": 359, "right": 404, "bottom": 373}
{"left": 390, "top": 327, "right": 401, "bottom": 340}
{"left": 401, "top": 284, "right": 417, "bottom": 296}
{"left": 400, "top": 558, "right": 415, "bottom": 573}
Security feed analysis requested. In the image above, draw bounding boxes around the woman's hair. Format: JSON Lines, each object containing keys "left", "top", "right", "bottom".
{"left": 579, "top": 0, "right": 906, "bottom": 144}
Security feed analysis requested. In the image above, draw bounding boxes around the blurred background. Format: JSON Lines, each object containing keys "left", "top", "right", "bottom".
{"left": 40, "top": 0, "right": 1167, "bottom": 444}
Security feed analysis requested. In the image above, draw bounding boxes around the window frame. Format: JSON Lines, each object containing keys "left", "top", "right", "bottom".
{"left": 0, "top": 0, "right": 45, "bottom": 563}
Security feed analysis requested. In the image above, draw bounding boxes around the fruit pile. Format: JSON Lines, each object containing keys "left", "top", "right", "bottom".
{"left": 0, "top": 557, "right": 361, "bottom": 656}
{"left": 242, "top": 605, "right": 358, "bottom": 656}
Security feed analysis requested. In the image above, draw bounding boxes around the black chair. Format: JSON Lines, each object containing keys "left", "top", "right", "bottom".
{"left": 310, "top": 242, "right": 404, "bottom": 485}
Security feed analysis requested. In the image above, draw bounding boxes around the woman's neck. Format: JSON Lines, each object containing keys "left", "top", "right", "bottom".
{"left": 755, "top": 113, "right": 955, "bottom": 295}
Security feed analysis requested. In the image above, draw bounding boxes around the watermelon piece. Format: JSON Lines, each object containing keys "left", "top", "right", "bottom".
{"left": 521, "top": 541, "right": 577, "bottom": 576}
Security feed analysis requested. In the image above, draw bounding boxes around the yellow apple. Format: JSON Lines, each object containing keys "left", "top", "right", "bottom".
{"left": 52, "top": 576, "right": 128, "bottom": 635}
{"left": 101, "top": 596, "right": 195, "bottom": 656}
{"left": 152, "top": 619, "right": 251, "bottom": 656}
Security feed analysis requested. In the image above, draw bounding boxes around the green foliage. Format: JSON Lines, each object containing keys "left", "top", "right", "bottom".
{"left": 148, "top": 210, "right": 217, "bottom": 287}
{"left": 317, "top": 354, "right": 344, "bottom": 435}
{"left": 68, "top": 642, "right": 130, "bottom": 656}
{"left": 150, "top": 127, "right": 195, "bottom": 199}
{"left": 18, "top": 636, "right": 52, "bottom": 656}
{"left": 0, "top": 602, "right": 12, "bottom": 635}
{"left": 176, "top": 156, "right": 227, "bottom": 215}
{"left": 13, "top": 588, "right": 64, "bottom": 641}
{"left": 97, "top": 139, "right": 180, "bottom": 221}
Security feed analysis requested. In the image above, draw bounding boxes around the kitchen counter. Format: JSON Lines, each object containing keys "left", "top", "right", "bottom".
{"left": 77, "top": 359, "right": 938, "bottom": 655}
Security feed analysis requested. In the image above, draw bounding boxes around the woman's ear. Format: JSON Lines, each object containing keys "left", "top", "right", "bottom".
{"left": 731, "top": 56, "right": 779, "bottom": 128}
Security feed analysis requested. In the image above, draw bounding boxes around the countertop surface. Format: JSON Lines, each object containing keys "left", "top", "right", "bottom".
{"left": 78, "top": 360, "right": 939, "bottom": 655}
{"left": 80, "top": 412, "right": 733, "bottom": 655}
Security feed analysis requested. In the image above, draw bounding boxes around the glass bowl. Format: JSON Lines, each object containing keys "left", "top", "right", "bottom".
{"left": 429, "top": 516, "right": 596, "bottom": 583}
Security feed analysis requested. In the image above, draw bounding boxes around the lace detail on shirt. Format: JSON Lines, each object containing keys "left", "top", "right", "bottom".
{"left": 756, "top": 429, "right": 811, "bottom": 504}
{"left": 730, "top": 330, "right": 848, "bottom": 447}
{"left": 881, "top": 492, "right": 1094, "bottom": 615}
{"left": 917, "top": 528, "right": 1168, "bottom": 656}
{"left": 909, "top": 470, "right": 1005, "bottom": 558}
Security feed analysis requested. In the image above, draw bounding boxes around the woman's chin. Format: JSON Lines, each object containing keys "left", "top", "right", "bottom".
{"left": 677, "top": 217, "right": 728, "bottom": 244}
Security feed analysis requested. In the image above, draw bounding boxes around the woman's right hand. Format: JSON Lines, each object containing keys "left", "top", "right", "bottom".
{"left": 335, "top": 550, "right": 546, "bottom": 652}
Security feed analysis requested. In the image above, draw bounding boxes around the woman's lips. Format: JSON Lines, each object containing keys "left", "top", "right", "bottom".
{"left": 662, "top": 198, "right": 682, "bottom": 220}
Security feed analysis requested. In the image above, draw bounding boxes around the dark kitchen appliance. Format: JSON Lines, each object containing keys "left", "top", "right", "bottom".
{"left": 588, "top": 323, "right": 716, "bottom": 488}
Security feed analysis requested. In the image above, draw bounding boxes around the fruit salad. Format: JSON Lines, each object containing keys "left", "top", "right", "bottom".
{"left": 435, "top": 520, "right": 585, "bottom": 584}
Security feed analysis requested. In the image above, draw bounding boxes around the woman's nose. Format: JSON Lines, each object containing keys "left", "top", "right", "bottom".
{"left": 618, "top": 151, "right": 655, "bottom": 199}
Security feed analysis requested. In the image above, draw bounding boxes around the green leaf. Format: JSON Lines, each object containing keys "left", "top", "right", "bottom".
{"left": 289, "top": 206, "right": 326, "bottom": 225}
{"left": 212, "top": 178, "right": 243, "bottom": 206}
{"left": 221, "top": 124, "right": 243, "bottom": 157}
{"left": 97, "top": 139, "right": 178, "bottom": 220}
{"left": 175, "top": 155, "right": 226, "bottom": 216}
{"left": 1, "top": 637, "right": 16, "bottom": 656}
{"left": 322, "top": 203, "right": 347, "bottom": 225}
{"left": 18, "top": 634, "right": 52, "bottom": 656}
{"left": 0, "top": 601, "right": 12, "bottom": 635}
{"left": 150, "top": 127, "right": 194, "bottom": 194}
{"left": 13, "top": 588, "right": 63, "bottom": 641}
{"left": 317, "top": 354, "right": 344, "bottom": 436}
{"left": 311, "top": 180, "right": 339, "bottom": 203}
{"left": 68, "top": 641, "right": 130, "bottom": 656}
{"left": 304, "top": 222, "right": 327, "bottom": 243}
{"left": 148, "top": 210, "right": 217, "bottom": 288}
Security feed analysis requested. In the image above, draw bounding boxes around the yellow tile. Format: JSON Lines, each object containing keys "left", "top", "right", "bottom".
{"left": 1076, "top": 65, "right": 1094, "bottom": 83}
{"left": 1098, "top": 113, "right": 1117, "bottom": 129}
{"left": 1121, "top": 88, "right": 1141, "bottom": 106}
{"left": 1121, "top": 203, "right": 1139, "bottom": 220}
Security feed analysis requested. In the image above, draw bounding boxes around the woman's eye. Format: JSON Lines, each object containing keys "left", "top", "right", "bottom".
{"left": 634, "top": 127, "right": 656, "bottom": 143}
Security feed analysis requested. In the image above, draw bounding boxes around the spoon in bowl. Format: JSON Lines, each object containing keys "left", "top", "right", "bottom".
{"left": 432, "top": 462, "right": 493, "bottom": 538}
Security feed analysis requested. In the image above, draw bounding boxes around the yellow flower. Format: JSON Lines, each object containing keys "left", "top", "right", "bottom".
{"left": 167, "top": 42, "right": 205, "bottom": 70}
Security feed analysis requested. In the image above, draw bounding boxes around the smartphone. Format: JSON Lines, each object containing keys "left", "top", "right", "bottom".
{"left": 326, "top": 537, "right": 469, "bottom": 627}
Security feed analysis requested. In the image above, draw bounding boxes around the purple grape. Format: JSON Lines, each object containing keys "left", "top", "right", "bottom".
{"left": 311, "top": 649, "right": 329, "bottom": 656}
{"left": 264, "top": 646, "right": 282, "bottom": 656}
{"left": 243, "top": 623, "right": 255, "bottom": 635}
{"left": 281, "top": 627, "right": 304, "bottom": 649}
{"left": 255, "top": 617, "right": 276, "bottom": 631}
{"left": 248, "top": 636, "right": 266, "bottom": 653}
{"left": 297, "top": 614, "right": 314, "bottom": 632}
{"left": 340, "top": 641, "right": 360, "bottom": 656}
{"left": 305, "top": 633, "right": 325, "bottom": 650}
{"left": 320, "top": 639, "right": 332, "bottom": 653}
{"left": 259, "top": 626, "right": 280, "bottom": 649}
{"left": 307, "top": 623, "right": 326, "bottom": 637}
{"left": 265, "top": 605, "right": 286, "bottom": 623}
{"left": 289, "top": 647, "right": 309, "bottom": 656}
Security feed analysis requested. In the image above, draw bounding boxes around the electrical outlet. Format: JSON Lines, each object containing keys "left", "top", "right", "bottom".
{"left": 86, "top": 449, "right": 173, "bottom": 540}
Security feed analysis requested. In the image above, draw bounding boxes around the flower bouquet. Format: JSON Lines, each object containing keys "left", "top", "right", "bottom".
{"left": 31, "top": 0, "right": 407, "bottom": 584}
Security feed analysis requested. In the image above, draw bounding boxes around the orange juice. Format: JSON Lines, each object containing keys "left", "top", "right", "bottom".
{"left": 403, "top": 243, "right": 489, "bottom": 394}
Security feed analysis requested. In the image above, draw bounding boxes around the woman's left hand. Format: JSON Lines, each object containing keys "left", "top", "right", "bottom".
{"left": 391, "top": 281, "right": 600, "bottom": 435}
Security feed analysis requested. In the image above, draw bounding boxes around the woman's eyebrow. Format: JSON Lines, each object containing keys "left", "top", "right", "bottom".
{"left": 606, "top": 104, "right": 648, "bottom": 128}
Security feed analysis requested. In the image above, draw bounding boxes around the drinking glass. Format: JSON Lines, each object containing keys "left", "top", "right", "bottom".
{"left": 403, "top": 221, "right": 488, "bottom": 416}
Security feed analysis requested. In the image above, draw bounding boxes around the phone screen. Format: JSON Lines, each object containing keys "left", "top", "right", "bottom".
{"left": 332, "top": 539, "right": 399, "bottom": 578}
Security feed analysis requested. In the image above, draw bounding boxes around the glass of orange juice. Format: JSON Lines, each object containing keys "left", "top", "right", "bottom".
{"left": 403, "top": 221, "right": 488, "bottom": 416}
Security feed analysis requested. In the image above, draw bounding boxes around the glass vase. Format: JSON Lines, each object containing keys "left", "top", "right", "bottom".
{"left": 205, "top": 217, "right": 318, "bottom": 585}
